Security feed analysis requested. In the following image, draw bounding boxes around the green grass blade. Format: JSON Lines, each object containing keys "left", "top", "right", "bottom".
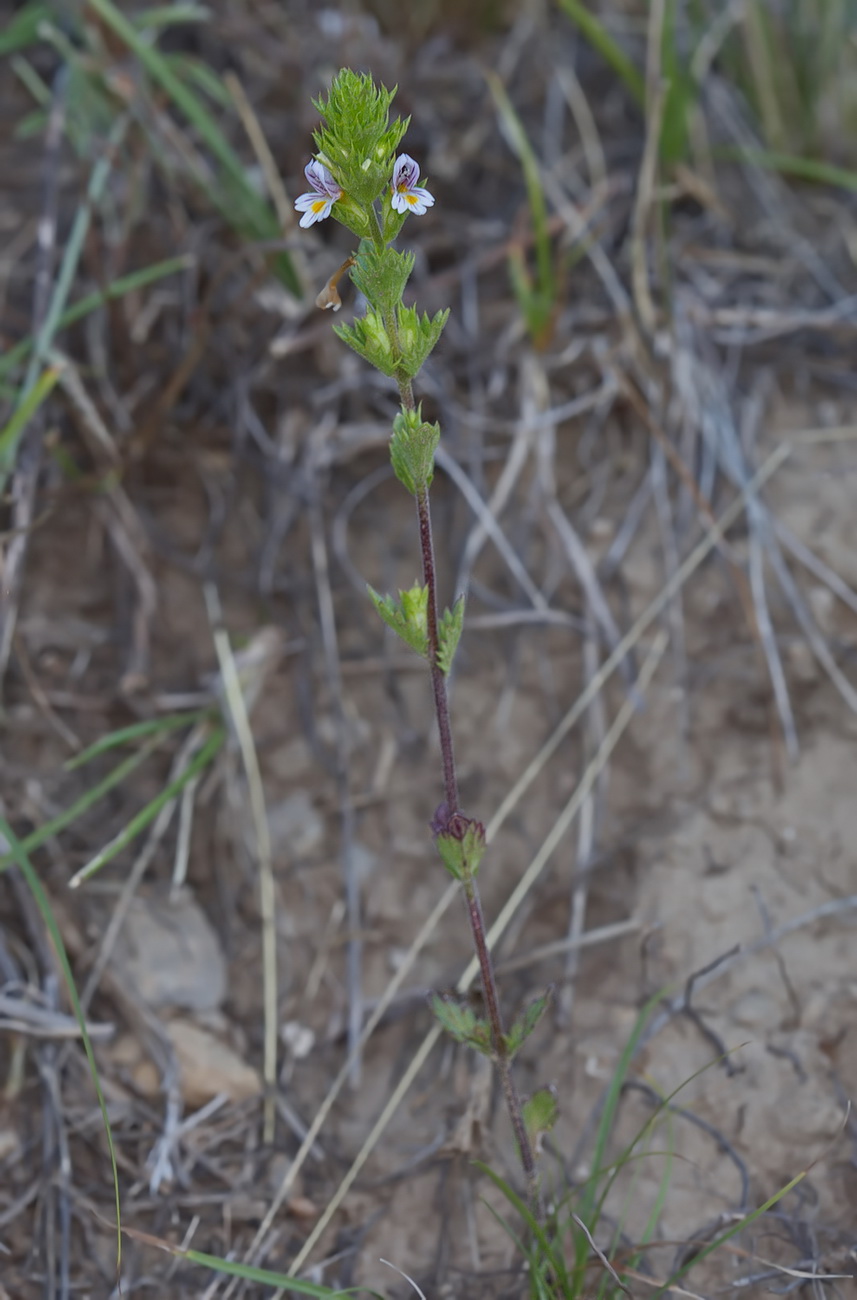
{"left": 637, "top": 1113, "right": 673, "bottom": 1249}
{"left": 165, "top": 52, "right": 234, "bottom": 107}
{"left": 10, "top": 51, "right": 52, "bottom": 107}
{"left": 85, "top": 0, "right": 245, "bottom": 179}
{"left": 180, "top": 1248, "right": 363, "bottom": 1294}
{"left": 486, "top": 70, "right": 556, "bottom": 341}
{"left": 0, "top": 814, "right": 123, "bottom": 1276}
{"left": 68, "top": 727, "right": 225, "bottom": 887}
{"left": 0, "top": 1, "right": 51, "bottom": 56}
{"left": 581, "top": 1038, "right": 752, "bottom": 1296}
{"left": 480, "top": 1194, "right": 529, "bottom": 1259}
{"left": 487, "top": 71, "right": 551, "bottom": 291}
{"left": 0, "top": 363, "right": 62, "bottom": 461}
{"left": 65, "top": 709, "right": 212, "bottom": 770}
{"left": 136, "top": 3, "right": 211, "bottom": 28}
{"left": 126, "top": 1229, "right": 380, "bottom": 1295}
{"left": 742, "top": 0, "right": 787, "bottom": 152}
{"left": 84, "top": 0, "right": 299, "bottom": 295}
{"left": 598, "top": 1107, "right": 674, "bottom": 1297}
{"left": 480, "top": 1194, "right": 559, "bottom": 1299}
{"left": 556, "top": 0, "right": 645, "bottom": 105}
{"left": 1, "top": 111, "right": 129, "bottom": 484}
{"left": 722, "top": 147, "right": 857, "bottom": 192}
{"left": 0, "top": 737, "right": 164, "bottom": 875}
{"left": 655, "top": 1164, "right": 811, "bottom": 1296}
{"left": 0, "top": 256, "right": 191, "bottom": 385}
{"left": 476, "top": 1161, "right": 572, "bottom": 1294}
{"left": 579, "top": 989, "right": 665, "bottom": 1225}
{"left": 25, "top": 114, "right": 127, "bottom": 393}
{"left": 570, "top": 988, "right": 667, "bottom": 1290}
{"left": 658, "top": 0, "right": 696, "bottom": 166}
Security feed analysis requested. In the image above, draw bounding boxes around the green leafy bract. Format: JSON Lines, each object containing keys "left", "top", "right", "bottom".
{"left": 333, "top": 310, "right": 397, "bottom": 377}
{"left": 312, "top": 69, "right": 409, "bottom": 206}
{"left": 522, "top": 1087, "right": 559, "bottom": 1154}
{"left": 350, "top": 245, "right": 415, "bottom": 321}
{"left": 395, "top": 304, "right": 449, "bottom": 378}
{"left": 434, "top": 817, "right": 487, "bottom": 881}
{"left": 389, "top": 403, "right": 440, "bottom": 496}
{"left": 437, "top": 596, "right": 464, "bottom": 676}
{"left": 367, "top": 582, "right": 429, "bottom": 659}
{"left": 505, "top": 986, "right": 552, "bottom": 1058}
{"left": 430, "top": 993, "right": 492, "bottom": 1055}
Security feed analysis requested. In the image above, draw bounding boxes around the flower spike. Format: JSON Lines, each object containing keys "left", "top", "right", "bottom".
{"left": 295, "top": 159, "right": 343, "bottom": 228}
{"left": 391, "top": 154, "right": 435, "bottom": 215}
{"left": 296, "top": 68, "right": 546, "bottom": 1227}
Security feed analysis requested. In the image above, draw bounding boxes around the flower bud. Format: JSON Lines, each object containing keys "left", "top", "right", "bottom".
{"left": 433, "top": 809, "right": 487, "bottom": 881}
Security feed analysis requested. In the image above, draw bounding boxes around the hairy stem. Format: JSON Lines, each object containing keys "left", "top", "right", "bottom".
{"left": 464, "top": 880, "right": 542, "bottom": 1218}
{"left": 370, "top": 194, "right": 541, "bottom": 1218}
{"left": 415, "top": 486, "right": 459, "bottom": 813}
{"left": 414, "top": 481, "right": 541, "bottom": 1220}
{"left": 371, "top": 217, "right": 416, "bottom": 412}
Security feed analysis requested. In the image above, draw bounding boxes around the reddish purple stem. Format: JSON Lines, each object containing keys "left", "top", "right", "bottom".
{"left": 415, "top": 487, "right": 459, "bottom": 813}
{"left": 411, "top": 441, "right": 541, "bottom": 1220}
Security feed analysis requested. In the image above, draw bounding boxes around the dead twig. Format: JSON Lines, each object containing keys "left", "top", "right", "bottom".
{"left": 204, "top": 586, "right": 280, "bottom": 1143}
{"left": 306, "top": 416, "right": 364, "bottom": 1089}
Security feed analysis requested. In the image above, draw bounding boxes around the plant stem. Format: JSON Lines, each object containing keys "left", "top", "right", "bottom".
{"left": 464, "top": 879, "right": 543, "bottom": 1219}
{"left": 413, "top": 481, "right": 542, "bottom": 1221}
{"left": 372, "top": 208, "right": 417, "bottom": 414}
{"left": 415, "top": 486, "right": 459, "bottom": 813}
{"left": 370, "top": 194, "right": 541, "bottom": 1219}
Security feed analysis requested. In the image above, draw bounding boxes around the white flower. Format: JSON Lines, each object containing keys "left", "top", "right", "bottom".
{"left": 390, "top": 153, "right": 435, "bottom": 216}
{"left": 294, "top": 160, "right": 343, "bottom": 228}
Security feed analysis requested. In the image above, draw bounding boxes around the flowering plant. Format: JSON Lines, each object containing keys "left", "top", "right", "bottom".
{"left": 296, "top": 69, "right": 551, "bottom": 1220}
{"left": 294, "top": 159, "right": 343, "bottom": 228}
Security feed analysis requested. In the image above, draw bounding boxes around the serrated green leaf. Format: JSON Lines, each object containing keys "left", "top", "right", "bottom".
{"left": 437, "top": 595, "right": 464, "bottom": 675}
{"left": 430, "top": 993, "right": 492, "bottom": 1054}
{"left": 333, "top": 311, "right": 397, "bottom": 378}
{"left": 395, "top": 305, "right": 449, "bottom": 378}
{"left": 399, "top": 582, "right": 428, "bottom": 634}
{"left": 505, "top": 986, "right": 552, "bottom": 1057}
{"left": 522, "top": 1087, "right": 558, "bottom": 1154}
{"left": 311, "top": 69, "right": 408, "bottom": 206}
{"left": 389, "top": 404, "right": 440, "bottom": 496}
{"left": 350, "top": 246, "right": 414, "bottom": 321}
{"left": 389, "top": 426, "right": 417, "bottom": 495}
{"left": 367, "top": 583, "right": 429, "bottom": 658}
